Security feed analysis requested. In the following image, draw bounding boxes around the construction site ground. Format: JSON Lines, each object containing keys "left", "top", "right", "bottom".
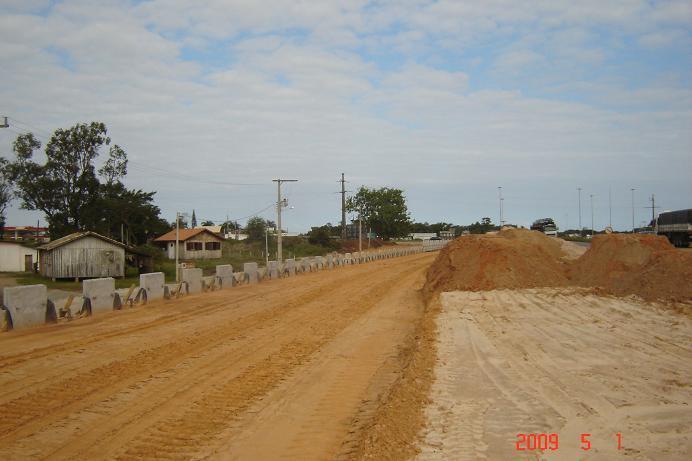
{"left": 0, "top": 252, "right": 436, "bottom": 460}
{"left": 1, "top": 233, "right": 690, "bottom": 461}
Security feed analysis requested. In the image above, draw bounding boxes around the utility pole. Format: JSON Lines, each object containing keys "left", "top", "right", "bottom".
{"left": 175, "top": 212, "right": 180, "bottom": 283}
{"left": 273, "top": 178, "right": 297, "bottom": 262}
{"left": 590, "top": 194, "right": 595, "bottom": 237}
{"left": 608, "top": 187, "right": 612, "bottom": 229}
{"left": 0, "top": 116, "right": 8, "bottom": 128}
{"left": 630, "top": 188, "right": 636, "bottom": 232}
{"left": 646, "top": 194, "right": 659, "bottom": 225}
{"left": 577, "top": 187, "right": 582, "bottom": 231}
{"left": 358, "top": 205, "right": 362, "bottom": 253}
{"left": 340, "top": 173, "right": 347, "bottom": 239}
{"left": 498, "top": 186, "right": 503, "bottom": 226}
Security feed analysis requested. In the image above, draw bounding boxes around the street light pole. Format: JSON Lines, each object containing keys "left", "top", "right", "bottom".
{"left": 631, "top": 188, "right": 636, "bottom": 232}
{"left": 590, "top": 194, "right": 595, "bottom": 237}
{"left": 577, "top": 187, "right": 582, "bottom": 231}
{"left": 273, "top": 178, "right": 297, "bottom": 263}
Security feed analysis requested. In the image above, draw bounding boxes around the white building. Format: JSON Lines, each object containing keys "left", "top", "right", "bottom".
{"left": 0, "top": 241, "right": 40, "bottom": 272}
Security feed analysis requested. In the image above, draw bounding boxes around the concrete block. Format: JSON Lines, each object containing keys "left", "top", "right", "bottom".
{"left": 314, "top": 256, "right": 324, "bottom": 270}
{"left": 244, "top": 262, "right": 259, "bottom": 284}
{"left": 182, "top": 268, "right": 203, "bottom": 294}
{"left": 326, "top": 254, "right": 334, "bottom": 269}
{"left": 216, "top": 265, "right": 234, "bottom": 288}
{"left": 300, "top": 257, "right": 312, "bottom": 273}
{"left": 140, "top": 272, "right": 165, "bottom": 301}
{"left": 3, "top": 285, "right": 52, "bottom": 330}
{"left": 83, "top": 277, "right": 116, "bottom": 315}
{"left": 258, "top": 267, "right": 267, "bottom": 280}
{"left": 344, "top": 253, "right": 352, "bottom": 265}
{"left": 268, "top": 261, "right": 279, "bottom": 279}
{"left": 283, "top": 259, "right": 296, "bottom": 277}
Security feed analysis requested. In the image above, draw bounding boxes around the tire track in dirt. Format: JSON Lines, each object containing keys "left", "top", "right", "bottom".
{"left": 0, "top": 252, "right": 436, "bottom": 460}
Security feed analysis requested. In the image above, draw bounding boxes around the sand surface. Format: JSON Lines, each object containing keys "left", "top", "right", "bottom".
{"left": 417, "top": 288, "right": 692, "bottom": 460}
{"left": 0, "top": 252, "right": 435, "bottom": 460}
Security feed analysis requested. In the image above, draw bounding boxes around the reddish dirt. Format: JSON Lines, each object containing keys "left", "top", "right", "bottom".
{"left": 570, "top": 233, "right": 692, "bottom": 302}
{"left": 423, "top": 228, "right": 570, "bottom": 299}
{"left": 424, "top": 229, "right": 691, "bottom": 303}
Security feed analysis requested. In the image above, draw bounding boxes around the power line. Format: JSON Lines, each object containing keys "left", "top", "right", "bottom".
{"left": 127, "top": 159, "right": 265, "bottom": 187}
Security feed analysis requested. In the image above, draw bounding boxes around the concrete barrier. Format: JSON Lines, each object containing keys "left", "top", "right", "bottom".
{"left": 244, "top": 262, "right": 259, "bottom": 284}
{"left": 82, "top": 277, "right": 116, "bottom": 315}
{"left": 140, "top": 272, "right": 165, "bottom": 301}
{"left": 216, "top": 265, "right": 234, "bottom": 288}
{"left": 258, "top": 267, "right": 267, "bottom": 280}
{"left": 182, "top": 268, "right": 203, "bottom": 293}
{"left": 283, "top": 259, "right": 296, "bottom": 277}
{"left": 3, "top": 285, "right": 55, "bottom": 330}
{"left": 314, "top": 256, "right": 324, "bottom": 270}
{"left": 268, "top": 261, "right": 279, "bottom": 279}
{"left": 326, "top": 254, "right": 334, "bottom": 269}
{"left": 344, "top": 253, "right": 352, "bottom": 265}
{"left": 299, "top": 257, "right": 312, "bottom": 273}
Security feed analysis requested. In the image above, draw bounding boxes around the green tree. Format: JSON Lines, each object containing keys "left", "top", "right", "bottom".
{"left": 346, "top": 186, "right": 410, "bottom": 240}
{"left": 0, "top": 158, "right": 13, "bottom": 238}
{"left": 201, "top": 220, "right": 214, "bottom": 226}
{"left": 245, "top": 216, "right": 266, "bottom": 241}
{"left": 7, "top": 122, "right": 166, "bottom": 243}
{"left": 307, "top": 226, "right": 332, "bottom": 246}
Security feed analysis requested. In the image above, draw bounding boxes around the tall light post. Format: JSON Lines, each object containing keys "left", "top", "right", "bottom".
{"left": 273, "top": 178, "right": 297, "bottom": 263}
{"left": 577, "top": 187, "right": 582, "bottom": 231}
{"left": 590, "top": 194, "right": 595, "bottom": 237}
{"left": 498, "top": 186, "right": 503, "bottom": 226}
{"left": 630, "top": 188, "right": 636, "bottom": 232}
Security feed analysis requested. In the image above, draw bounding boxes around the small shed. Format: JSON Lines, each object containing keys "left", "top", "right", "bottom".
{"left": 0, "top": 241, "right": 39, "bottom": 272}
{"left": 37, "top": 231, "right": 126, "bottom": 280}
{"left": 154, "top": 228, "right": 224, "bottom": 260}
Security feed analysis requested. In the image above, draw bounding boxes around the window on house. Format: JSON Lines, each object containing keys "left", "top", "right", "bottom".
{"left": 205, "top": 241, "right": 220, "bottom": 251}
{"left": 186, "top": 241, "right": 203, "bottom": 251}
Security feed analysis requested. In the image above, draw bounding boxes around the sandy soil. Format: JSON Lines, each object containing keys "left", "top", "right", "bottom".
{"left": 0, "top": 252, "right": 435, "bottom": 460}
{"left": 417, "top": 288, "right": 692, "bottom": 461}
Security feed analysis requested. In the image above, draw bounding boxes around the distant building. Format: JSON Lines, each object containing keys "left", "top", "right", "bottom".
{"left": 0, "top": 241, "right": 39, "bottom": 272}
{"left": 154, "top": 228, "right": 224, "bottom": 260}
{"left": 439, "top": 230, "right": 454, "bottom": 240}
{"left": 409, "top": 232, "right": 437, "bottom": 240}
{"left": 1, "top": 226, "right": 49, "bottom": 242}
{"left": 37, "top": 231, "right": 127, "bottom": 280}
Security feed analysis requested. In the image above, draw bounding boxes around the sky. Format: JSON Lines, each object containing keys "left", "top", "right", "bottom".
{"left": 0, "top": 0, "right": 690, "bottom": 233}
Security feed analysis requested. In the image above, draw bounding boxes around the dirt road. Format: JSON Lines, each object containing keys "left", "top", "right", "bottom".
{"left": 417, "top": 288, "right": 692, "bottom": 461}
{"left": 0, "top": 252, "right": 435, "bottom": 460}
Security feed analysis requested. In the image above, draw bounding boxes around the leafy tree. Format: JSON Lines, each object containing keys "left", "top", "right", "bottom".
{"left": 201, "top": 220, "right": 214, "bottom": 226}
{"left": 307, "top": 226, "right": 332, "bottom": 246}
{"left": 7, "top": 122, "right": 166, "bottom": 243}
{"left": 0, "top": 158, "right": 12, "bottom": 238}
{"left": 346, "top": 186, "right": 411, "bottom": 240}
{"left": 221, "top": 220, "right": 239, "bottom": 234}
{"left": 246, "top": 216, "right": 266, "bottom": 241}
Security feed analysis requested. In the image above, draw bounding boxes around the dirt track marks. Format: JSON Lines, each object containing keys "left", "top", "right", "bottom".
{"left": 0, "top": 252, "right": 434, "bottom": 460}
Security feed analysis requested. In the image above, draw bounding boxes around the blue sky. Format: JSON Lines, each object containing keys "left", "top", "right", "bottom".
{"left": 0, "top": 0, "right": 690, "bottom": 232}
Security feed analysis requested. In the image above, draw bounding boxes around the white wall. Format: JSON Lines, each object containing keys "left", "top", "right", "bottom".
{"left": 0, "top": 242, "right": 39, "bottom": 272}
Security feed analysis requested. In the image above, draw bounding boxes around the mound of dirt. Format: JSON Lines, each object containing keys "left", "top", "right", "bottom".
{"left": 424, "top": 230, "right": 692, "bottom": 303}
{"left": 423, "top": 228, "right": 570, "bottom": 300}
{"left": 570, "top": 234, "right": 692, "bottom": 302}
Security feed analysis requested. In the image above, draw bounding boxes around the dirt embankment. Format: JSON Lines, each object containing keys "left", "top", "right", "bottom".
{"left": 424, "top": 229, "right": 692, "bottom": 303}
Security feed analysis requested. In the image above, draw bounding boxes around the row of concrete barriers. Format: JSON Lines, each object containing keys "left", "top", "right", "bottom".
{"left": 1, "top": 241, "right": 448, "bottom": 331}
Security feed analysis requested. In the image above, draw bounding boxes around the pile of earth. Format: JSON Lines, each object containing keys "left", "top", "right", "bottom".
{"left": 424, "top": 229, "right": 692, "bottom": 303}
{"left": 423, "top": 228, "right": 571, "bottom": 300}
{"left": 570, "top": 233, "right": 692, "bottom": 302}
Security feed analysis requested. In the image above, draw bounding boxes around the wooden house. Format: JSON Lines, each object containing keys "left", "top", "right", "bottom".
{"left": 37, "top": 231, "right": 126, "bottom": 280}
{"left": 154, "top": 228, "right": 224, "bottom": 260}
